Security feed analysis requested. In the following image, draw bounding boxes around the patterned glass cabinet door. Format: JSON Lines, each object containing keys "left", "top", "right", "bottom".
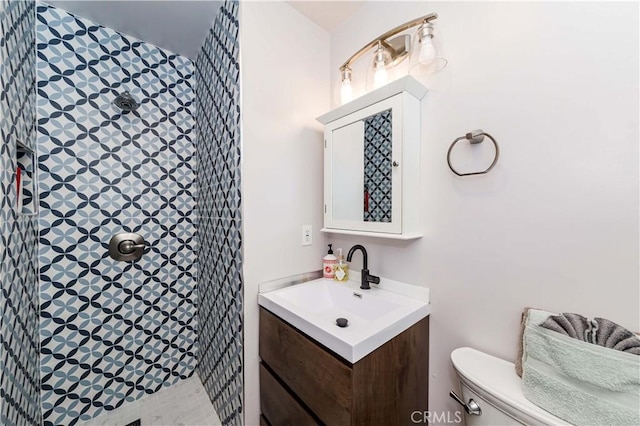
{"left": 320, "top": 77, "right": 424, "bottom": 240}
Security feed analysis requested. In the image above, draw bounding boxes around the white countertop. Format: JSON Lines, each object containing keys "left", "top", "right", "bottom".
{"left": 258, "top": 277, "right": 430, "bottom": 363}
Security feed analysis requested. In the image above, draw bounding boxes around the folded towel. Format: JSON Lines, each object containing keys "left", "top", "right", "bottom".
{"left": 522, "top": 309, "right": 640, "bottom": 425}
{"left": 595, "top": 317, "right": 640, "bottom": 354}
{"left": 540, "top": 312, "right": 591, "bottom": 341}
{"left": 541, "top": 313, "right": 640, "bottom": 355}
{"left": 515, "top": 307, "right": 535, "bottom": 378}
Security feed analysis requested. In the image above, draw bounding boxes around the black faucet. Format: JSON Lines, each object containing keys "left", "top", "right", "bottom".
{"left": 346, "top": 244, "right": 380, "bottom": 290}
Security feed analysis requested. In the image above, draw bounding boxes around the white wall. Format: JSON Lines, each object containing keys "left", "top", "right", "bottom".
{"left": 329, "top": 0, "right": 639, "bottom": 420}
{"left": 240, "top": 2, "right": 330, "bottom": 425}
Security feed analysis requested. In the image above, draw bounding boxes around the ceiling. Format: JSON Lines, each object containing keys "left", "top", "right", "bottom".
{"left": 286, "top": 1, "right": 365, "bottom": 31}
{"left": 43, "top": 1, "right": 364, "bottom": 59}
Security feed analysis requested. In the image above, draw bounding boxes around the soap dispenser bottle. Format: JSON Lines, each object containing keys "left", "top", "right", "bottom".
{"left": 323, "top": 244, "right": 337, "bottom": 279}
{"left": 334, "top": 248, "right": 349, "bottom": 282}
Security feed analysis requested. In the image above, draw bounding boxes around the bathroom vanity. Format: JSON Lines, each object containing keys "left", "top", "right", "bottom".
{"left": 258, "top": 277, "right": 430, "bottom": 425}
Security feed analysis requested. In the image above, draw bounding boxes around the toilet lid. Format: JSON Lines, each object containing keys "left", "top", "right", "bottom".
{"left": 451, "top": 347, "right": 568, "bottom": 425}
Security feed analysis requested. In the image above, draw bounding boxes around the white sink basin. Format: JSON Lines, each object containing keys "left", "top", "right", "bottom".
{"left": 258, "top": 278, "right": 430, "bottom": 363}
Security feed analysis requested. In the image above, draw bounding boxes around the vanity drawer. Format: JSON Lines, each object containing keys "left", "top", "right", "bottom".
{"left": 260, "top": 363, "right": 318, "bottom": 426}
{"left": 259, "top": 308, "right": 352, "bottom": 425}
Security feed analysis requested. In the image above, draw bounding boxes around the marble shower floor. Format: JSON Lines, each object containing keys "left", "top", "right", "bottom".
{"left": 78, "top": 377, "right": 222, "bottom": 426}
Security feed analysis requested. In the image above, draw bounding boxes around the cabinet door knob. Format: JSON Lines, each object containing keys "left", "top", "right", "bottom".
{"left": 392, "top": 161, "right": 400, "bottom": 167}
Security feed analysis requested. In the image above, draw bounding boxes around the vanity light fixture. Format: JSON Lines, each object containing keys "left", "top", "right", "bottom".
{"left": 339, "top": 12, "right": 446, "bottom": 104}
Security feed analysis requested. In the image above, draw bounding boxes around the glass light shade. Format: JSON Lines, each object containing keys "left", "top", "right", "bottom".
{"left": 373, "top": 63, "right": 388, "bottom": 89}
{"left": 409, "top": 22, "right": 447, "bottom": 75}
{"left": 366, "top": 44, "right": 392, "bottom": 91}
{"left": 340, "top": 78, "right": 353, "bottom": 104}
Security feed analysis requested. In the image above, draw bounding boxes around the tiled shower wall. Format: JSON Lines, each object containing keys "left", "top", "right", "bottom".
{"left": 36, "top": 4, "right": 197, "bottom": 425}
{"left": 0, "top": 0, "right": 42, "bottom": 425}
{"left": 195, "top": 1, "right": 243, "bottom": 424}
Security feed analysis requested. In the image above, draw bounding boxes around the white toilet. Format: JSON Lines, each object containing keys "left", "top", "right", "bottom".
{"left": 450, "top": 347, "right": 568, "bottom": 425}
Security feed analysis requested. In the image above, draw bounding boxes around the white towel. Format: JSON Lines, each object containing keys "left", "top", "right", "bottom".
{"left": 522, "top": 309, "right": 640, "bottom": 425}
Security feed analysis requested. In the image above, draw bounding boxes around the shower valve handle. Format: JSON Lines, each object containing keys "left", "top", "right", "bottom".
{"left": 119, "top": 240, "right": 145, "bottom": 254}
{"left": 109, "top": 232, "right": 146, "bottom": 261}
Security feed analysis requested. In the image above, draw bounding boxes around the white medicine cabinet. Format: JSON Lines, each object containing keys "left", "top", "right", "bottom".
{"left": 317, "top": 76, "right": 427, "bottom": 240}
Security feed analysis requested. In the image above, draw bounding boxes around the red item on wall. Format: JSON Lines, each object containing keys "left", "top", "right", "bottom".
{"left": 16, "top": 167, "right": 22, "bottom": 205}
{"left": 364, "top": 186, "right": 369, "bottom": 212}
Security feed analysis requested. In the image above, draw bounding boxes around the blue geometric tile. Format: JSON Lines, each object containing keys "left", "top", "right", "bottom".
{"left": 1, "top": 0, "right": 41, "bottom": 425}
{"left": 36, "top": 3, "right": 196, "bottom": 425}
{"left": 195, "top": 1, "right": 243, "bottom": 424}
{"left": 5, "top": 0, "right": 243, "bottom": 424}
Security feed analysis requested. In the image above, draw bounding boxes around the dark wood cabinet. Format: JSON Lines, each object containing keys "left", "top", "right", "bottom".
{"left": 259, "top": 307, "right": 429, "bottom": 426}
{"left": 260, "top": 364, "right": 319, "bottom": 425}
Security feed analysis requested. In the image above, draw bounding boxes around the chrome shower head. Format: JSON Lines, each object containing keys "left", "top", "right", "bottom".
{"left": 113, "top": 91, "right": 139, "bottom": 112}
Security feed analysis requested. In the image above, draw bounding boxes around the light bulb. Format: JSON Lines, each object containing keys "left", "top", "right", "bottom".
{"left": 373, "top": 62, "right": 388, "bottom": 89}
{"left": 409, "top": 21, "right": 448, "bottom": 75}
{"left": 418, "top": 37, "right": 437, "bottom": 64}
{"left": 371, "top": 41, "right": 389, "bottom": 89}
{"left": 340, "top": 79, "right": 353, "bottom": 104}
{"left": 339, "top": 67, "right": 354, "bottom": 104}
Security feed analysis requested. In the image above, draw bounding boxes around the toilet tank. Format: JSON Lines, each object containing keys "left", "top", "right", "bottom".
{"left": 450, "top": 347, "right": 568, "bottom": 426}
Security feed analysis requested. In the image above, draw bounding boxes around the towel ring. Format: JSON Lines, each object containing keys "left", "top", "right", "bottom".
{"left": 447, "top": 129, "right": 500, "bottom": 177}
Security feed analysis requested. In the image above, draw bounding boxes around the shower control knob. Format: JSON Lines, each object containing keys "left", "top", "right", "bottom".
{"left": 109, "top": 232, "right": 146, "bottom": 261}
{"left": 119, "top": 240, "right": 145, "bottom": 254}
